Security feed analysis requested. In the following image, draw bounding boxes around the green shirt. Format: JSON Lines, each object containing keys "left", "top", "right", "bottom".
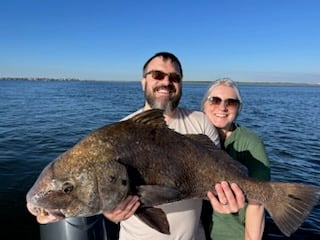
{"left": 210, "top": 124, "right": 270, "bottom": 240}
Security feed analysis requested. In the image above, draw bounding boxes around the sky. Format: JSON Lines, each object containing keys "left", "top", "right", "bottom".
{"left": 1, "top": 0, "right": 319, "bottom": 83}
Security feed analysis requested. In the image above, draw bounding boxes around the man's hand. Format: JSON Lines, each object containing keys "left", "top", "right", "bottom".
{"left": 207, "top": 181, "right": 245, "bottom": 213}
{"left": 103, "top": 195, "right": 140, "bottom": 223}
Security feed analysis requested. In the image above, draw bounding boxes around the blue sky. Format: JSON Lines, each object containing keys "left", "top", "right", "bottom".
{"left": 1, "top": 0, "right": 319, "bottom": 83}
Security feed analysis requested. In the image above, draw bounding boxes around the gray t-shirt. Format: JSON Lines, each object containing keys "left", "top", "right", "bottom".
{"left": 119, "top": 107, "right": 220, "bottom": 240}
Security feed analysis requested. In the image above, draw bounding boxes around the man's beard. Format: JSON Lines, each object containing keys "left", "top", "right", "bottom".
{"left": 144, "top": 85, "right": 181, "bottom": 113}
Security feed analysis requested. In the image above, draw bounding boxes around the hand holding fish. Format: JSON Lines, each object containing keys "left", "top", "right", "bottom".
{"left": 103, "top": 195, "right": 140, "bottom": 223}
{"left": 208, "top": 181, "right": 245, "bottom": 213}
{"left": 102, "top": 183, "right": 245, "bottom": 224}
{"left": 27, "top": 196, "right": 140, "bottom": 225}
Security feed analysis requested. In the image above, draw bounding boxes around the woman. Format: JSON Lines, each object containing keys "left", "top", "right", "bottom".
{"left": 201, "top": 78, "right": 270, "bottom": 240}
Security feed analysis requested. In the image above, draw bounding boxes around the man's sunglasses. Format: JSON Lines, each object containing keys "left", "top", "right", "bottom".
{"left": 144, "top": 70, "right": 182, "bottom": 83}
{"left": 207, "top": 96, "right": 240, "bottom": 109}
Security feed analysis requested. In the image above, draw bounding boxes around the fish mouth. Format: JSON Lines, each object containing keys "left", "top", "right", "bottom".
{"left": 27, "top": 202, "right": 65, "bottom": 219}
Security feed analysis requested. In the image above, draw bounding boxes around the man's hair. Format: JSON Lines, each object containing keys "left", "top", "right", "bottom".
{"left": 142, "top": 52, "right": 183, "bottom": 78}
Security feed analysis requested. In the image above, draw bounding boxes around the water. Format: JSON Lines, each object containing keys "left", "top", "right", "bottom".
{"left": 0, "top": 80, "right": 319, "bottom": 240}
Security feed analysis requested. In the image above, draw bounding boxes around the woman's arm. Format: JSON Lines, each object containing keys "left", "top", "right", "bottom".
{"left": 245, "top": 201, "right": 265, "bottom": 240}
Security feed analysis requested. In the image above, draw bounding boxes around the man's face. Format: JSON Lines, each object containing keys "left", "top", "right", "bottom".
{"left": 141, "top": 56, "right": 182, "bottom": 112}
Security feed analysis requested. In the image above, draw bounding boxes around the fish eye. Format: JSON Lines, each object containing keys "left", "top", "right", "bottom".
{"left": 62, "top": 182, "right": 74, "bottom": 193}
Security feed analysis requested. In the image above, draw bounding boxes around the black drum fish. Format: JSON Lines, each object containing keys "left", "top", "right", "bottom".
{"left": 26, "top": 109, "right": 320, "bottom": 237}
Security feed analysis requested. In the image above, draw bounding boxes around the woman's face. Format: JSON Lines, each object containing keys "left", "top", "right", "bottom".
{"left": 203, "top": 85, "right": 240, "bottom": 131}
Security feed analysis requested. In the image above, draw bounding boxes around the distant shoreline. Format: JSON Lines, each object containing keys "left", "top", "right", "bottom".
{"left": 1, "top": 77, "right": 319, "bottom": 86}
{"left": 185, "top": 81, "right": 320, "bottom": 86}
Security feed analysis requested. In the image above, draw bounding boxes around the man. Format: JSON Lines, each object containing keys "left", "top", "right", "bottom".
{"left": 104, "top": 52, "right": 245, "bottom": 239}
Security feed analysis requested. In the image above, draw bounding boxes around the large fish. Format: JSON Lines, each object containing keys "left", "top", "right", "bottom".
{"left": 26, "top": 109, "right": 320, "bottom": 237}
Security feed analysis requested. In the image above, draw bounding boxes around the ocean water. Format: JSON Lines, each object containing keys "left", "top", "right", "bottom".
{"left": 0, "top": 80, "right": 319, "bottom": 240}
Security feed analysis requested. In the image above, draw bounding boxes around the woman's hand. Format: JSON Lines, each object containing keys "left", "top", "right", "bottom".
{"left": 207, "top": 181, "right": 245, "bottom": 213}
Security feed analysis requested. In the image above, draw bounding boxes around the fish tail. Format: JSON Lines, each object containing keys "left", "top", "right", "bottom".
{"left": 264, "top": 182, "right": 320, "bottom": 237}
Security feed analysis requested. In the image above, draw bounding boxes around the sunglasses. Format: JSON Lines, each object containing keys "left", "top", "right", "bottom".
{"left": 207, "top": 96, "right": 240, "bottom": 109}
{"left": 144, "top": 70, "right": 182, "bottom": 83}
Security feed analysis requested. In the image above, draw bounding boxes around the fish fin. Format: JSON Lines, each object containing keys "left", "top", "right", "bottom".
{"left": 185, "top": 134, "right": 248, "bottom": 176}
{"left": 135, "top": 207, "right": 170, "bottom": 234}
{"left": 129, "top": 109, "right": 167, "bottom": 128}
{"left": 264, "top": 182, "right": 320, "bottom": 237}
{"left": 137, "top": 185, "right": 187, "bottom": 206}
{"left": 186, "top": 134, "right": 248, "bottom": 176}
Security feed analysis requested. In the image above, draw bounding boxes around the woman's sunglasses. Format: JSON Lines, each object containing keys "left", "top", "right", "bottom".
{"left": 207, "top": 96, "right": 240, "bottom": 109}
{"left": 144, "top": 70, "right": 182, "bottom": 83}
